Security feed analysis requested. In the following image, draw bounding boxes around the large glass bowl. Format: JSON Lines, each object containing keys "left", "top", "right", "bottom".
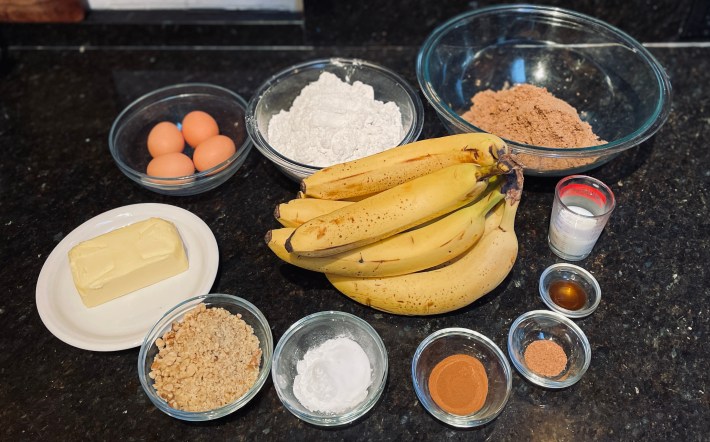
{"left": 416, "top": 4, "right": 672, "bottom": 176}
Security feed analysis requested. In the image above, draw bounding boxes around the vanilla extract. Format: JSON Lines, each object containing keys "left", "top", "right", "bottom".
{"left": 549, "top": 279, "right": 588, "bottom": 311}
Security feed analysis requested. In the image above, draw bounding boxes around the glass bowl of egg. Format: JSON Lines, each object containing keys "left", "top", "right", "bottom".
{"left": 109, "top": 83, "right": 253, "bottom": 196}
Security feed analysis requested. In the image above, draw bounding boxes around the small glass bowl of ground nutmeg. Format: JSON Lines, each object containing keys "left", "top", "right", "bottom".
{"left": 507, "top": 310, "right": 591, "bottom": 389}
{"left": 412, "top": 328, "right": 512, "bottom": 428}
{"left": 137, "top": 294, "right": 273, "bottom": 421}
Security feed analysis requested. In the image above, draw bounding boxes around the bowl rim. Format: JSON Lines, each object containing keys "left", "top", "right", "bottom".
{"left": 507, "top": 309, "right": 591, "bottom": 389}
{"left": 416, "top": 3, "right": 673, "bottom": 156}
{"left": 539, "top": 263, "right": 602, "bottom": 318}
{"left": 271, "top": 310, "right": 389, "bottom": 427}
{"left": 109, "top": 82, "right": 253, "bottom": 188}
{"left": 246, "top": 57, "right": 425, "bottom": 172}
{"left": 137, "top": 293, "right": 273, "bottom": 421}
{"left": 411, "top": 327, "right": 512, "bottom": 428}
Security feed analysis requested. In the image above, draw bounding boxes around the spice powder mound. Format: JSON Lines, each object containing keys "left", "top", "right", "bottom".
{"left": 428, "top": 354, "right": 488, "bottom": 416}
{"left": 148, "top": 303, "right": 262, "bottom": 412}
{"left": 523, "top": 339, "right": 568, "bottom": 378}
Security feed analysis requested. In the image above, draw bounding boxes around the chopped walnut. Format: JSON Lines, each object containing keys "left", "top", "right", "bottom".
{"left": 149, "top": 303, "right": 262, "bottom": 412}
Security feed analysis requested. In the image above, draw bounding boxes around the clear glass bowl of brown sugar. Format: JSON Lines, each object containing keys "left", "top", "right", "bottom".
{"left": 507, "top": 310, "right": 591, "bottom": 389}
{"left": 416, "top": 4, "right": 672, "bottom": 176}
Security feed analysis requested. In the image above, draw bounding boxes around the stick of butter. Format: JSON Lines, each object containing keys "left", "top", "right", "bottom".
{"left": 68, "top": 217, "right": 189, "bottom": 308}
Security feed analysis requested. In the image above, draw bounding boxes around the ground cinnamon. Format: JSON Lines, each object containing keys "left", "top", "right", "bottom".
{"left": 461, "top": 83, "right": 604, "bottom": 171}
{"left": 428, "top": 354, "right": 488, "bottom": 415}
{"left": 524, "top": 339, "right": 568, "bottom": 377}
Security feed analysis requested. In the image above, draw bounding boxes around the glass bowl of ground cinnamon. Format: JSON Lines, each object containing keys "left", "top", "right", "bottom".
{"left": 507, "top": 310, "right": 591, "bottom": 389}
{"left": 412, "top": 328, "right": 512, "bottom": 428}
{"left": 137, "top": 294, "right": 273, "bottom": 421}
{"left": 416, "top": 4, "right": 672, "bottom": 176}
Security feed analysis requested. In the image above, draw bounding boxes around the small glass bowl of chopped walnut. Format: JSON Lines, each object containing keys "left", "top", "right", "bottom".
{"left": 137, "top": 294, "right": 273, "bottom": 421}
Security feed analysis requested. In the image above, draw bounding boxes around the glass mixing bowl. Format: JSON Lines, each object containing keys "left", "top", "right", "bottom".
{"left": 417, "top": 4, "right": 672, "bottom": 176}
{"left": 109, "top": 83, "right": 252, "bottom": 195}
{"left": 137, "top": 294, "right": 273, "bottom": 421}
{"left": 247, "top": 58, "right": 424, "bottom": 181}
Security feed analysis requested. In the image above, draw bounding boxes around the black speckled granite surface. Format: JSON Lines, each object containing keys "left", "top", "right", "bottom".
{"left": 1, "top": 14, "right": 709, "bottom": 442}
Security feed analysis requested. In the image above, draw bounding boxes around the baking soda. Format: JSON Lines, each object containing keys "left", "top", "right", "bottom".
{"left": 292, "top": 337, "right": 372, "bottom": 413}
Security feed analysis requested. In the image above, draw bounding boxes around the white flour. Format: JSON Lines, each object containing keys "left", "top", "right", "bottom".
{"left": 267, "top": 72, "right": 404, "bottom": 167}
{"left": 292, "top": 337, "right": 372, "bottom": 413}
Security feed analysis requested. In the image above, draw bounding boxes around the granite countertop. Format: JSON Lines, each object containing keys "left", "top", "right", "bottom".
{"left": 0, "top": 40, "right": 708, "bottom": 440}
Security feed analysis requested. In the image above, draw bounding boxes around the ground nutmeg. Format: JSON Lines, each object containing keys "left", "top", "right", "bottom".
{"left": 523, "top": 339, "right": 568, "bottom": 377}
{"left": 428, "top": 354, "right": 488, "bottom": 415}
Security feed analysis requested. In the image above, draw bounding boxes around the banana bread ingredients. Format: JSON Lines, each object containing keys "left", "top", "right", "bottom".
{"left": 267, "top": 72, "right": 404, "bottom": 167}
{"left": 182, "top": 110, "right": 219, "bottom": 147}
{"left": 461, "top": 83, "right": 604, "bottom": 148}
{"left": 68, "top": 217, "right": 188, "bottom": 307}
{"left": 292, "top": 337, "right": 372, "bottom": 413}
{"left": 147, "top": 121, "right": 185, "bottom": 157}
{"left": 149, "top": 303, "right": 262, "bottom": 412}
{"left": 524, "top": 339, "right": 567, "bottom": 377}
{"left": 428, "top": 354, "right": 488, "bottom": 415}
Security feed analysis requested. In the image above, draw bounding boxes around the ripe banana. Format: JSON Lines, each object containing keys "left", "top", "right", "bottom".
{"left": 326, "top": 188, "right": 521, "bottom": 315}
{"left": 301, "top": 133, "right": 507, "bottom": 200}
{"left": 275, "top": 198, "right": 353, "bottom": 228}
{"left": 484, "top": 199, "right": 505, "bottom": 234}
{"left": 285, "top": 163, "right": 502, "bottom": 257}
{"left": 266, "top": 182, "right": 505, "bottom": 277}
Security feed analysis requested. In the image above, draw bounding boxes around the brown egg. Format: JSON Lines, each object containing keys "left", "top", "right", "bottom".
{"left": 147, "top": 121, "right": 184, "bottom": 157}
{"left": 181, "top": 111, "right": 219, "bottom": 147}
{"left": 146, "top": 152, "right": 195, "bottom": 183}
{"left": 193, "top": 135, "right": 236, "bottom": 172}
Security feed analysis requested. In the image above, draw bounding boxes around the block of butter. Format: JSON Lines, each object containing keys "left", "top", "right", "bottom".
{"left": 68, "top": 217, "right": 189, "bottom": 308}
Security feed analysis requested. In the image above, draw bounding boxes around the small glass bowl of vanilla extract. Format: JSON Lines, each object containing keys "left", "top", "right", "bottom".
{"left": 539, "top": 263, "right": 601, "bottom": 318}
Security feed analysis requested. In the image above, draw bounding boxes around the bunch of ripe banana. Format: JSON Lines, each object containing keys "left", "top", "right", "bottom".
{"left": 265, "top": 133, "right": 524, "bottom": 315}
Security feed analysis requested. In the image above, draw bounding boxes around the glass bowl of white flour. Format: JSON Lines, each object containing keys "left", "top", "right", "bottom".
{"left": 246, "top": 58, "right": 424, "bottom": 181}
{"left": 271, "top": 310, "right": 388, "bottom": 426}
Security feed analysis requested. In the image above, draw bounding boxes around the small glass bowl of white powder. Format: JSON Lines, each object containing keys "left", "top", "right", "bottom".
{"left": 246, "top": 58, "right": 424, "bottom": 181}
{"left": 271, "top": 310, "right": 388, "bottom": 426}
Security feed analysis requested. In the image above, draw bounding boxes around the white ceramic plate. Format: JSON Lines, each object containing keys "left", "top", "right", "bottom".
{"left": 36, "top": 203, "right": 219, "bottom": 352}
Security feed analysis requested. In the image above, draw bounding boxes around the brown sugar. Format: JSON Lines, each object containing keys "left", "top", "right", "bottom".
{"left": 523, "top": 339, "right": 568, "bottom": 377}
{"left": 461, "top": 83, "right": 604, "bottom": 171}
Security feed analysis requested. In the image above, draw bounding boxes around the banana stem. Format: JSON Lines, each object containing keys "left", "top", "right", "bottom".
{"left": 499, "top": 198, "right": 520, "bottom": 232}
{"left": 473, "top": 181, "right": 505, "bottom": 216}
{"left": 501, "top": 158, "right": 524, "bottom": 203}
{"left": 499, "top": 165, "right": 523, "bottom": 232}
{"left": 478, "top": 162, "right": 510, "bottom": 178}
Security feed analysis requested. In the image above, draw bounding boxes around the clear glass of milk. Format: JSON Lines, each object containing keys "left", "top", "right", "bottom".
{"left": 548, "top": 175, "right": 616, "bottom": 261}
